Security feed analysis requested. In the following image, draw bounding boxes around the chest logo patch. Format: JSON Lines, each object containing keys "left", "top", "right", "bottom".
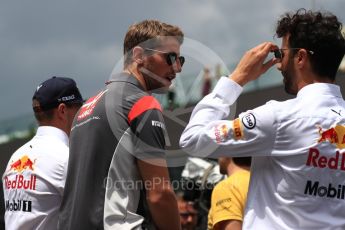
{"left": 318, "top": 125, "right": 345, "bottom": 149}
{"left": 77, "top": 90, "right": 107, "bottom": 121}
{"left": 8, "top": 155, "right": 35, "bottom": 173}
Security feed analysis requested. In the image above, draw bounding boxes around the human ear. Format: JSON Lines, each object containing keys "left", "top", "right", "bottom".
{"left": 132, "top": 46, "right": 144, "bottom": 64}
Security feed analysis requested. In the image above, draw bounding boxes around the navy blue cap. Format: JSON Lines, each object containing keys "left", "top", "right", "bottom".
{"left": 32, "top": 76, "right": 83, "bottom": 112}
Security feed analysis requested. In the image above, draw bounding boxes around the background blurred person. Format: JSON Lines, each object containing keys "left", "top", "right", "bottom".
{"left": 208, "top": 157, "right": 251, "bottom": 230}
{"left": 177, "top": 192, "right": 199, "bottom": 230}
{"left": 202, "top": 67, "right": 212, "bottom": 97}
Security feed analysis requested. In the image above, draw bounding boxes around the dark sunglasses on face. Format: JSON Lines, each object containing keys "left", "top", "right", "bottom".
{"left": 145, "top": 48, "right": 185, "bottom": 66}
{"left": 272, "top": 48, "right": 314, "bottom": 59}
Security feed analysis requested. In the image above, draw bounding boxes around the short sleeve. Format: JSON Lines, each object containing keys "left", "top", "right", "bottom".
{"left": 209, "top": 179, "right": 245, "bottom": 228}
{"left": 128, "top": 96, "right": 166, "bottom": 160}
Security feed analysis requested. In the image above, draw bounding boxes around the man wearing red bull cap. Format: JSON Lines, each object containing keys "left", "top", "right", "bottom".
{"left": 2, "top": 76, "right": 83, "bottom": 229}
{"left": 180, "top": 9, "right": 345, "bottom": 229}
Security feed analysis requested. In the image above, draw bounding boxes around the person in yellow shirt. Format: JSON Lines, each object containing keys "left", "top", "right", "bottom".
{"left": 208, "top": 157, "right": 251, "bottom": 230}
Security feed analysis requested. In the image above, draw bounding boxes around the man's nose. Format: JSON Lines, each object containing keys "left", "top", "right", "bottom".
{"left": 172, "top": 59, "right": 182, "bottom": 73}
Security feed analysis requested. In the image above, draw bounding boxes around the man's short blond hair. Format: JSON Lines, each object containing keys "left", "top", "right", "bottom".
{"left": 123, "top": 20, "right": 184, "bottom": 67}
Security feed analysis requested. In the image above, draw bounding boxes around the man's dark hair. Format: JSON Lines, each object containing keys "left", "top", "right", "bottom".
{"left": 123, "top": 20, "right": 184, "bottom": 67}
{"left": 34, "top": 110, "right": 55, "bottom": 123}
{"left": 33, "top": 102, "right": 81, "bottom": 124}
{"left": 233, "top": 157, "right": 251, "bottom": 167}
{"left": 276, "top": 8, "right": 345, "bottom": 80}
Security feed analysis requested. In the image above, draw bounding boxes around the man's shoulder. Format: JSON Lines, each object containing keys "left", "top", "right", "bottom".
{"left": 108, "top": 73, "right": 146, "bottom": 97}
{"left": 15, "top": 135, "right": 69, "bottom": 164}
{"left": 10, "top": 138, "right": 34, "bottom": 158}
{"left": 249, "top": 98, "right": 299, "bottom": 121}
{"left": 265, "top": 98, "right": 297, "bottom": 110}
{"left": 229, "top": 170, "right": 250, "bottom": 185}
{"left": 107, "top": 80, "right": 154, "bottom": 109}
{"left": 213, "top": 176, "right": 235, "bottom": 192}
{"left": 238, "top": 99, "right": 296, "bottom": 127}
{"left": 210, "top": 173, "right": 247, "bottom": 197}
{"left": 3, "top": 137, "right": 65, "bottom": 174}
{"left": 127, "top": 94, "right": 163, "bottom": 125}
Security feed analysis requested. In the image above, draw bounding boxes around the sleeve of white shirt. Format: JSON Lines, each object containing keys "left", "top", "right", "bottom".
{"left": 60, "top": 155, "right": 69, "bottom": 195}
{"left": 180, "top": 76, "right": 277, "bottom": 158}
{"left": 48, "top": 143, "right": 69, "bottom": 196}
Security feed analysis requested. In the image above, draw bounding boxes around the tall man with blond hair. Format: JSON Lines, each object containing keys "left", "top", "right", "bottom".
{"left": 58, "top": 20, "right": 185, "bottom": 230}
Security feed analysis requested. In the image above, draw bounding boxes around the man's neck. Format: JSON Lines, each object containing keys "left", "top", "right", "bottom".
{"left": 296, "top": 70, "right": 334, "bottom": 92}
{"left": 124, "top": 66, "right": 147, "bottom": 91}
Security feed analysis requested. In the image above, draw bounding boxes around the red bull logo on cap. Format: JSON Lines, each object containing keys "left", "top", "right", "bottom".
{"left": 318, "top": 125, "right": 345, "bottom": 149}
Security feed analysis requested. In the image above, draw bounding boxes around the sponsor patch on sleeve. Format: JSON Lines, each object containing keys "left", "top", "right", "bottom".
{"left": 128, "top": 96, "right": 162, "bottom": 123}
{"left": 233, "top": 118, "right": 244, "bottom": 140}
{"left": 242, "top": 113, "right": 256, "bottom": 129}
{"left": 214, "top": 124, "right": 229, "bottom": 143}
{"left": 151, "top": 120, "right": 166, "bottom": 130}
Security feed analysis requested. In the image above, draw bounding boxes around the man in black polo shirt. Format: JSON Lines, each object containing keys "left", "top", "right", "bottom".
{"left": 58, "top": 20, "right": 185, "bottom": 230}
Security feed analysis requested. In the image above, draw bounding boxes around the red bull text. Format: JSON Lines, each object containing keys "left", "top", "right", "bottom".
{"left": 5, "top": 155, "right": 37, "bottom": 190}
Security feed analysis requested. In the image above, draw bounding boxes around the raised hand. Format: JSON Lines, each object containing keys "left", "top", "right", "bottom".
{"left": 230, "top": 42, "right": 280, "bottom": 86}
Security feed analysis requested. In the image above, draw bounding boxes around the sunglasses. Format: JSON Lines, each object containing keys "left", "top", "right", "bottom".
{"left": 145, "top": 48, "right": 185, "bottom": 66}
{"left": 272, "top": 48, "right": 314, "bottom": 59}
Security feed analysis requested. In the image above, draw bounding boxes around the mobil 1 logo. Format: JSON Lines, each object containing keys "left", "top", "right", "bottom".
{"left": 5, "top": 199, "right": 32, "bottom": 212}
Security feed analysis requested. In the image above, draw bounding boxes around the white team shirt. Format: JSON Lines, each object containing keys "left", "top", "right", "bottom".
{"left": 180, "top": 77, "right": 345, "bottom": 229}
{"left": 2, "top": 126, "right": 69, "bottom": 230}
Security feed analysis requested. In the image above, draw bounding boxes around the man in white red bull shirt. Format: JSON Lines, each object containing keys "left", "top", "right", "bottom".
{"left": 2, "top": 77, "right": 83, "bottom": 229}
{"left": 180, "top": 9, "right": 345, "bottom": 229}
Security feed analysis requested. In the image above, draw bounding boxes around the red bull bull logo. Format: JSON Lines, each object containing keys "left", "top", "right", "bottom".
{"left": 214, "top": 124, "right": 229, "bottom": 143}
{"left": 9, "top": 155, "right": 35, "bottom": 173}
{"left": 318, "top": 125, "right": 345, "bottom": 149}
{"left": 5, "top": 155, "right": 37, "bottom": 190}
